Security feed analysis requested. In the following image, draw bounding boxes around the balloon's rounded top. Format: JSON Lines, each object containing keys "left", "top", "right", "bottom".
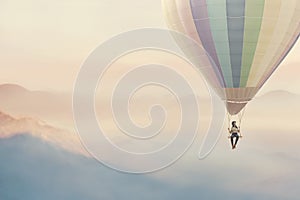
{"left": 162, "top": 0, "right": 300, "bottom": 115}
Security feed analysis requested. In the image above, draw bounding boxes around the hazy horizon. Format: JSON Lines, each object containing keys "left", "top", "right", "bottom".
{"left": 1, "top": 0, "right": 300, "bottom": 199}
{"left": 0, "top": 0, "right": 300, "bottom": 95}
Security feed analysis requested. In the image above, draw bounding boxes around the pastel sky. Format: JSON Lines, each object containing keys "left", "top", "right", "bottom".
{"left": 0, "top": 0, "right": 299, "bottom": 95}
{"left": 1, "top": 1, "right": 300, "bottom": 199}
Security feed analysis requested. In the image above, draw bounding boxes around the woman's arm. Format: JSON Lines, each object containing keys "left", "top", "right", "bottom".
{"left": 238, "top": 127, "right": 242, "bottom": 137}
{"left": 228, "top": 128, "right": 231, "bottom": 133}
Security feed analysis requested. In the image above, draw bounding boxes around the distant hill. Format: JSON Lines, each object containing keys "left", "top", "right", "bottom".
{"left": 0, "top": 111, "right": 86, "bottom": 156}
{"left": 248, "top": 90, "right": 300, "bottom": 109}
{"left": 239, "top": 90, "right": 300, "bottom": 131}
{"left": 0, "top": 83, "right": 28, "bottom": 94}
{"left": 256, "top": 90, "right": 299, "bottom": 101}
{"left": 0, "top": 84, "right": 73, "bottom": 129}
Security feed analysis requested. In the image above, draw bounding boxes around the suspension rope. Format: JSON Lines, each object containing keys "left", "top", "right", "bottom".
{"left": 238, "top": 106, "right": 247, "bottom": 129}
{"left": 227, "top": 112, "right": 231, "bottom": 138}
{"left": 238, "top": 106, "right": 247, "bottom": 137}
{"left": 227, "top": 112, "right": 231, "bottom": 129}
{"left": 227, "top": 106, "right": 247, "bottom": 139}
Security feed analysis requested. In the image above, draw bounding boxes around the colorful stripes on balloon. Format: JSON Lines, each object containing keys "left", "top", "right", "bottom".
{"left": 168, "top": 0, "right": 300, "bottom": 89}
{"left": 162, "top": 0, "right": 300, "bottom": 114}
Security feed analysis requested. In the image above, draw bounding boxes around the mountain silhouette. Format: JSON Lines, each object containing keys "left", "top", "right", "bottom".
{"left": 0, "top": 111, "right": 86, "bottom": 156}
{"left": 0, "top": 84, "right": 72, "bottom": 129}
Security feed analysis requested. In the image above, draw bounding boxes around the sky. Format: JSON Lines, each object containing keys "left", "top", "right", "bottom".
{"left": 1, "top": 1, "right": 300, "bottom": 199}
{"left": 0, "top": 0, "right": 163, "bottom": 92}
{"left": 0, "top": 0, "right": 300, "bottom": 95}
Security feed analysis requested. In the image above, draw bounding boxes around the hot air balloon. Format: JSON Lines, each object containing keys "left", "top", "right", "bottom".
{"left": 162, "top": 0, "right": 300, "bottom": 124}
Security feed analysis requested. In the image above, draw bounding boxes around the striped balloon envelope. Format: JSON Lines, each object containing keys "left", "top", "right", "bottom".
{"left": 162, "top": 0, "right": 300, "bottom": 116}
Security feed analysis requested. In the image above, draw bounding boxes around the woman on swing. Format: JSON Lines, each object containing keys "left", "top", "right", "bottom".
{"left": 228, "top": 121, "right": 242, "bottom": 149}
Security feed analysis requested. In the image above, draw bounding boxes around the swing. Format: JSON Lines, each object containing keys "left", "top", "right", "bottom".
{"left": 227, "top": 106, "right": 246, "bottom": 137}
{"left": 227, "top": 107, "right": 246, "bottom": 150}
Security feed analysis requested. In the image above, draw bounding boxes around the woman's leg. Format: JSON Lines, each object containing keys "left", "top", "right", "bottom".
{"left": 231, "top": 136, "right": 234, "bottom": 147}
{"left": 234, "top": 135, "right": 239, "bottom": 146}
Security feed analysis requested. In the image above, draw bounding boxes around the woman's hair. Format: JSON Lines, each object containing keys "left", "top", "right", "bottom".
{"left": 232, "top": 121, "right": 237, "bottom": 128}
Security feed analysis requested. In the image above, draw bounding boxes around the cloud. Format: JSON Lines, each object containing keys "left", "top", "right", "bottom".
{"left": 0, "top": 110, "right": 87, "bottom": 156}
{"left": 3, "top": 134, "right": 298, "bottom": 200}
{"left": 1, "top": 84, "right": 300, "bottom": 199}
{"left": 2, "top": 133, "right": 300, "bottom": 200}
